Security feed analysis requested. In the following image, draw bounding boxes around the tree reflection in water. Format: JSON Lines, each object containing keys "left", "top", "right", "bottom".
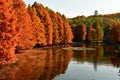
{"left": 0, "top": 44, "right": 120, "bottom": 80}
{"left": 0, "top": 45, "right": 73, "bottom": 80}
{"left": 72, "top": 44, "right": 120, "bottom": 70}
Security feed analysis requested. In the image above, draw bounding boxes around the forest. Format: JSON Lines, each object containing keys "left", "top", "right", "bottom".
{"left": 0, "top": 0, "right": 73, "bottom": 64}
{"left": 0, "top": 0, "right": 120, "bottom": 65}
{"left": 68, "top": 12, "right": 120, "bottom": 43}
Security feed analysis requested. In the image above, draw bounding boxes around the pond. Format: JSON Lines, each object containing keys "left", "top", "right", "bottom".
{"left": 0, "top": 43, "right": 120, "bottom": 80}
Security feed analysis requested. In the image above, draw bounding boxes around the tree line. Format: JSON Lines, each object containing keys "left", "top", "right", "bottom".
{"left": 68, "top": 13, "right": 120, "bottom": 43}
{"left": 0, "top": 0, "right": 73, "bottom": 64}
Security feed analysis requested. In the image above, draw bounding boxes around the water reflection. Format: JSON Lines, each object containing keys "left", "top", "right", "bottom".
{"left": 0, "top": 45, "right": 73, "bottom": 80}
{"left": 72, "top": 44, "right": 120, "bottom": 69}
{"left": 72, "top": 44, "right": 104, "bottom": 71}
{"left": 108, "top": 46, "right": 120, "bottom": 67}
{"left": 0, "top": 43, "right": 120, "bottom": 80}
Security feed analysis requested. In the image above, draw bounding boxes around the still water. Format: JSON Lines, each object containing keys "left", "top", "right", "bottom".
{"left": 0, "top": 43, "right": 120, "bottom": 80}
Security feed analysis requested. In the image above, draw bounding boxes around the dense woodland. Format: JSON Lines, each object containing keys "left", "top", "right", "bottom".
{"left": 0, "top": 0, "right": 120, "bottom": 65}
{"left": 0, "top": 0, "right": 73, "bottom": 64}
{"left": 68, "top": 13, "right": 120, "bottom": 43}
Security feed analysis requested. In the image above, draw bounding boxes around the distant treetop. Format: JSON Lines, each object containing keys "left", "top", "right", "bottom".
{"left": 94, "top": 10, "right": 98, "bottom": 16}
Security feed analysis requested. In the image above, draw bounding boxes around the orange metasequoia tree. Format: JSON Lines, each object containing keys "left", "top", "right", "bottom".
{"left": 0, "top": 0, "right": 19, "bottom": 64}
{"left": 33, "top": 2, "right": 53, "bottom": 45}
{"left": 62, "top": 15, "right": 73, "bottom": 43}
{"left": 13, "top": 0, "right": 36, "bottom": 50}
{"left": 47, "top": 9, "right": 61, "bottom": 44}
{"left": 28, "top": 6, "right": 46, "bottom": 46}
{"left": 56, "top": 13, "right": 64, "bottom": 44}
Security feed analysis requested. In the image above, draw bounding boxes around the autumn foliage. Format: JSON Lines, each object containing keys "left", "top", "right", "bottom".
{"left": 47, "top": 10, "right": 62, "bottom": 44}
{"left": 68, "top": 13, "right": 120, "bottom": 43}
{"left": 0, "top": 0, "right": 18, "bottom": 64}
{"left": 62, "top": 15, "right": 73, "bottom": 43}
{"left": 28, "top": 2, "right": 73, "bottom": 45}
{"left": 72, "top": 22, "right": 86, "bottom": 41}
{"left": 13, "top": 0, "right": 36, "bottom": 50}
{"left": 28, "top": 6, "right": 46, "bottom": 46}
{"left": 109, "top": 22, "right": 120, "bottom": 43}
{"left": 0, "top": 1, "right": 73, "bottom": 64}
{"left": 0, "top": 46, "right": 73, "bottom": 80}
{"left": 33, "top": 2, "right": 53, "bottom": 45}
{"left": 86, "top": 22, "right": 104, "bottom": 41}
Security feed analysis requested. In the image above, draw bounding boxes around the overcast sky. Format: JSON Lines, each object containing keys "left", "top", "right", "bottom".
{"left": 24, "top": 0, "right": 120, "bottom": 18}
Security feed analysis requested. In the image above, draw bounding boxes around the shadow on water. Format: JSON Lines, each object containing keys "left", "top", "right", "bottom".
{"left": 0, "top": 43, "right": 120, "bottom": 80}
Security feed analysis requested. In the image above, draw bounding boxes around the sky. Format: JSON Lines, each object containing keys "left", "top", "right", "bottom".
{"left": 24, "top": 0, "right": 120, "bottom": 18}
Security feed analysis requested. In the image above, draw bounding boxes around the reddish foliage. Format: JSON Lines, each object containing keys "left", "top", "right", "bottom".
{"left": 87, "top": 26, "right": 93, "bottom": 41}
{"left": 28, "top": 6, "right": 46, "bottom": 46}
{"left": 109, "top": 22, "right": 120, "bottom": 43}
{"left": 0, "top": 47, "right": 73, "bottom": 80}
{"left": 30, "top": 2, "right": 73, "bottom": 45}
{"left": 62, "top": 15, "right": 74, "bottom": 43}
{"left": 33, "top": 2, "right": 53, "bottom": 45}
{"left": 56, "top": 13, "right": 64, "bottom": 43}
{"left": 13, "top": 0, "right": 36, "bottom": 49}
{"left": 47, "top": 9, "right": 61, "bottom": 44}
{"left": 0, "top": 1, "right": 74, "bottom": 64}
{"left": 0, "top": 0, "right": 18, "bottom": 64}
